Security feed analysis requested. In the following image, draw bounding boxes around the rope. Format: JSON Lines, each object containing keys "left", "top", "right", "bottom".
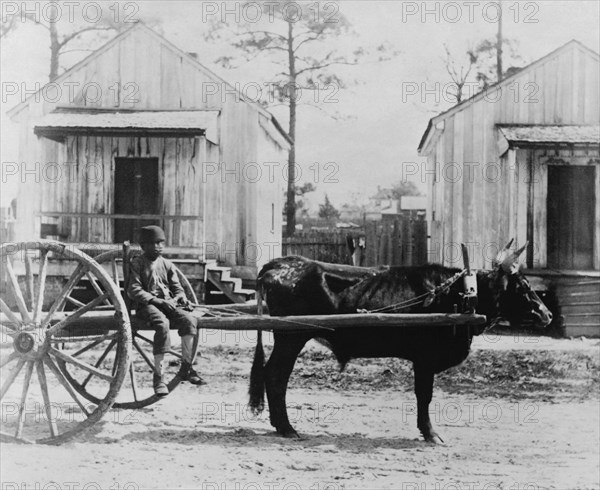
{"left": 362, "top": 269, "right": 468, "bottom": 314}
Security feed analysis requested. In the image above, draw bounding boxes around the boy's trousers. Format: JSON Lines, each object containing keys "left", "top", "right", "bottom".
{"left": 135, "top": 304, "right": 198, "bottom": 355}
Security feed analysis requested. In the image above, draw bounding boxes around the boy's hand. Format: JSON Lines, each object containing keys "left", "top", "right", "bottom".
{"left": 153, "top": 298, "right": 178, "bottom": 313}
{"left": 176, "top": 296, "right": 191, "bottom": 308}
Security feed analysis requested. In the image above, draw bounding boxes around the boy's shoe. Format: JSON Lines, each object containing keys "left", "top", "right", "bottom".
{"left": 178, "top": 362, "right": 207, "bottom": 386}
{"left": 153, "top": 374, "right": 169, "bottom": 397}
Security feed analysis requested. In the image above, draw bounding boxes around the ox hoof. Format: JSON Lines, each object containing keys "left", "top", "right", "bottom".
{"left": 423, "top": 433, "right": 445, "bottom": 445}
{"left": 277, "top": 428, "right": 301, "bottom": 439}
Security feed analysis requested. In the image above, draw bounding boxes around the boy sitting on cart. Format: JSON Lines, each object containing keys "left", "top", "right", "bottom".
{"left": 127, "top": 225, "right": 205, "bottom": 396}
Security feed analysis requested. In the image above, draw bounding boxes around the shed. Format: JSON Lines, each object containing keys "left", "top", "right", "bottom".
{"left": 7, "top": 22, "right": 291, "bottom": 271}
{"left": 418, "top": 40, "right": 600, "bottom": 337}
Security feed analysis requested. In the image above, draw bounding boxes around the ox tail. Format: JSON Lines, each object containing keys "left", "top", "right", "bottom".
{"left": 248, "top": 288, "right": 265, "bottom": 414}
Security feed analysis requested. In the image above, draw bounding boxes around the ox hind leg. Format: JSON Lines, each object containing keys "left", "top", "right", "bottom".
{"left": 414, "top": 363, "right": 444, "bottom": 444}
{"left": 264, "top": 333, "right": 309, "bottom": 438}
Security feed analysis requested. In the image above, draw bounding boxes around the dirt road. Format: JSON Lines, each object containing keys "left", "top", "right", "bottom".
{"left": 1, "top": 335, "right": 599, "bottom": 490}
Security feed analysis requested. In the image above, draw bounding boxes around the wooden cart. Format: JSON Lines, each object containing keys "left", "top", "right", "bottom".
{"left": 0, "top": 240, "right": 486, "bottom": 444}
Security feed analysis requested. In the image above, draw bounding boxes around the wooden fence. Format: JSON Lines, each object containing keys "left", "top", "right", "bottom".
{"left": 282, "top": 219, "right": 428, "bottom": 267}
{"left": 0, "top": 217, "right": 15, "bottom": 243}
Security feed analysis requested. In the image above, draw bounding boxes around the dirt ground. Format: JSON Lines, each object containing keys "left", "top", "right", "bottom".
{"left": 1, "top": 333, "right": 599, "bottom": 490}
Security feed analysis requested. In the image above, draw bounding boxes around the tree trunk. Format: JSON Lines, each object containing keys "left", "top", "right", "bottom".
{"left": 49, "top": 21, "right": 59, "bottom": 81}
{"left": 496, "top": 0, "right": 503, "bottom": 82}
{"left": 285, "top": 20, "right": 297, "bottom": 237}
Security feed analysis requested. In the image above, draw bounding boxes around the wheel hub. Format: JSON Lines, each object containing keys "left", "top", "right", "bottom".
{"left": 13, "top": 330, "right": 46, "bottom": 357}
{"left": 13, "top": 331, "right": 36, "bottom": 354}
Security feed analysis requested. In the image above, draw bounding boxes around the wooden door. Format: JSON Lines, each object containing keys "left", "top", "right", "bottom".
{"left": 114, "top": 157, "right": 160, "bottom": 243}
{"left": 547, "top": 166, "right": 595, "bottom": 269}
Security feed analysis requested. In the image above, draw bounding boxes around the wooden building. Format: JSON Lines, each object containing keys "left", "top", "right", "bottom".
{"left": 418, "top": 40, "right": 600, "bottom": 337}
{"left": 7, "top": 22, "right": 291, "bottom": 270}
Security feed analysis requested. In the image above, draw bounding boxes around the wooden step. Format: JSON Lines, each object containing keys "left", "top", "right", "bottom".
{"left": 561, "top": 303, "right": 600, "bottom": 315}
{"left": 564, "top": 324, "right": 600, "bottom": 337}
{"left": 206, "top": 266, "right": 231, "bottom": 282}
{"left": 204, "top": 263, "right": 255, "bottom": 304}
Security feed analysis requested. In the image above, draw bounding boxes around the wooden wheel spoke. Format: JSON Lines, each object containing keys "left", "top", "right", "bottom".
{"left": 36, "top": 361, "right": 58, "bottom": 438}
{"left": 0, "top": 298, "right": 21, "bottom": 328}
{"left": 129, "top": 362, "right": 138, "bottom": 402}
{"left": 46, "top": 293, "right": 109, "bottom": 337}
{"left": 80, "top": 339, "right": 117, "bottom": 388}
{"left": 111, "top": 350, "right": 119, "bottom": 377}
{"left": 132, "top": 337, "right": 157, "bottom": 374}
{"left": 4, "top": 259, "right": 32, "bottom": 324}
{"left": 1, "top": 352, "right": 19, "bottom": 369}
{"left": 72, "top": 333, "right": 116, "bottom": 358}
{"left": 0, "top": 358, "right": 25, "bottom": 400}
{"left": 41, "top": 264, "right": 86, "bottom": 327}
{"left": 24, "top": 256, "right": 34, "bottom": 311}
{"left": 16, "top": 361, "right": 34, "bottom": 439}
{"left": 111, "top": 258, "right": 120, "bottom": 285}
{"left": 50, "top": 347, "right": 114, "bottom": 383}
{"left": 43, "top": 356, "right": 90, "bottom": 417}
{"left": 65, "top": 296, "right": 85, "bottom": 308}
{"left": 86, "top": 272, "right": 111, "bottom": 306}
{"left": 32, "top": 250, "right": 49, "bottom": 324}
{"left": 135, "top": 333, "right": 182, "bottom": 360}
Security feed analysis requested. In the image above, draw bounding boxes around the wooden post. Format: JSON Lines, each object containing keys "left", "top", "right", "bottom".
{"left": 391, "top": 220, "right": 400, "bottom": 265}
{"left": 365, "top": 221, "right": 377, "bottom": 267}
{"left": 122, "top": 241, "right": 132, "bottom": 313}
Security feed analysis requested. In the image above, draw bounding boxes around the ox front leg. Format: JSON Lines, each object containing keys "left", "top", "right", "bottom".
{"left": 265, "top": 334, "right": 308, "bottom": 438}
{"left": 414, "top": 364, "right": 444, "bottom": 444}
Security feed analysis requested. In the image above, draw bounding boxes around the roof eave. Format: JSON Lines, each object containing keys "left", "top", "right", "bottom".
{"left": 34, "top": 126, "right": 206, "bottom": 141}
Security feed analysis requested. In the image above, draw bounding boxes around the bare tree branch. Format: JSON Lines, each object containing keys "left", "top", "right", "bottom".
{"left": 58, "top": 26, "right": 115, "bottom": 49}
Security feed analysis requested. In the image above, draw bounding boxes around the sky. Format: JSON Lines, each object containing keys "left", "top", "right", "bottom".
{"left": 1, "top": 0, "right": 599, "bottom": 210}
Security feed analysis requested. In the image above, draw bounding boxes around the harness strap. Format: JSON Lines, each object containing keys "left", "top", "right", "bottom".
{"left": 362, "top": 269, "right": 468, "bottom": 314}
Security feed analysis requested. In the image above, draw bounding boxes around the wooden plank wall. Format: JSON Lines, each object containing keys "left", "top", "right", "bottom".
{"left": 40, "top": 135, "right": 204, "bottom": 247}
{"left": 255, "top": 118, "right": 285, "bottom": 267}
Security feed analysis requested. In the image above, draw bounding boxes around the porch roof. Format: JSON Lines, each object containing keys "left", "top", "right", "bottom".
{"left": 34, "top": 109, "right": 220, "bottom": 144}
{"left": 498, "top": 124, "right": 600, "bottom": 145}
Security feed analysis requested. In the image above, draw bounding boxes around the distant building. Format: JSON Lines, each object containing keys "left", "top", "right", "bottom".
{"left": 339, "top": 203, "right": 364, "bottom": 222}
{"left": 365, "top": 187, "right": 425, "bottom": 222}
{"left": 398, "top": 196, "right": 427, "bottom": 220}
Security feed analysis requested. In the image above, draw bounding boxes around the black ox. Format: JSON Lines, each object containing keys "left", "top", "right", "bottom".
{"left": 248, "top": 241, "right": 553, "bottom": 443}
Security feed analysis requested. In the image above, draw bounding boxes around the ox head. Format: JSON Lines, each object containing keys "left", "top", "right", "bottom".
{"left": 489, "top": 239, "right": 553, "bottom": 329}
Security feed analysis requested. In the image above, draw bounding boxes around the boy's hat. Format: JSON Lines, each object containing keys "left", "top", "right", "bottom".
{"left": 139, "top": 225, "right": 166, "bottom": 243}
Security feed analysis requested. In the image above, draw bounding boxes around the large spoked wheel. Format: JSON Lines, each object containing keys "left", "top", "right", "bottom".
{"left": 0, "top": 241, "right": 131, "bottom": 444}
{"left": 59, "top": 248, "right": 200, "bottom": 409}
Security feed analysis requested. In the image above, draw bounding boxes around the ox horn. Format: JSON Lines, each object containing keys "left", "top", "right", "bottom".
{"left": 515, "top": 241, "right": 528, "bottom": 258}
{"left": 503, "top": 238, "right": 514, "bottom": 251}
